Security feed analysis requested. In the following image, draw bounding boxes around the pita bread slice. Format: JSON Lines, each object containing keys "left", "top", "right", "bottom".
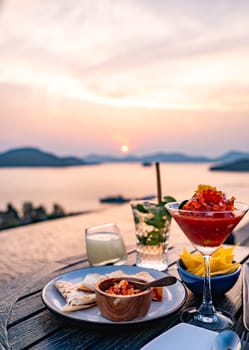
{"left": 61, "top": 301, "right": 96, "bottom": 312}
{"left": 134, "top": 272, "right": 164, "bottom": 302}
{"left": 133, "top": 271, "right": 154, "bottom": 281}
{"left": 77, "top": 273, "right": 105, "bottom": 292}
{"left": 54, "top": 280, "right": 96, "bottom": 312}
{"left": 106, "top": 270, "right": 128, "bottom": 278}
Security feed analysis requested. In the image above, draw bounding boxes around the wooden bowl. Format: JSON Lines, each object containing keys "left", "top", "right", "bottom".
{"left": 95, "top": 277, "right": 152, "bottom": 322}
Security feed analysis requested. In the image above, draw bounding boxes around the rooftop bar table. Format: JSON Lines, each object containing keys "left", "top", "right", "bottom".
{"left": 1, "top": 240, "right": 249, "bottom": 350}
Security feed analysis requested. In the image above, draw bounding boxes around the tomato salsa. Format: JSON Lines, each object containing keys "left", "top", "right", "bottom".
{"left": 105, "top": 279, "right": 142, "bottom": 295}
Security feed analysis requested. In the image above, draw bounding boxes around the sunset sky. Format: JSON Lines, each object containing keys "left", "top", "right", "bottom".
{"left": 1, "top": 0, "right": 249, "bottom": 157}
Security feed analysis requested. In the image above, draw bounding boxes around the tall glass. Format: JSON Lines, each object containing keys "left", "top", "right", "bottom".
{"left": 130, "top": 200, "right": 171, "bottom": 271}
{"left": 85, "top": 223, "right": 127, "bottom": 266}
{"left": 166, "top": 201, "right": 248, "bottom": 331}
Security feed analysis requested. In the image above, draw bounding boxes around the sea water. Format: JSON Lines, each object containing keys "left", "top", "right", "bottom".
{"left": 0, "top": 163, "right": 248, "bottom": 214}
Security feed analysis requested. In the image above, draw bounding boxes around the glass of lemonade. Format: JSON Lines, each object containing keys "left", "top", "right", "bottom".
{"left": 130, "top": 200, "right": 172, "bottom": 271}
{"left": 85, "top": 223, "right": 127, "bottom": 266}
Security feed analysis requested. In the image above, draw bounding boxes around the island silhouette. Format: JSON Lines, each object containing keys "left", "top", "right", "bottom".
{"left": 0, "top": 201, "right": 88, "bottom": 231}
{"left": 0, "top": 147, "right": 248, "bottom": 170}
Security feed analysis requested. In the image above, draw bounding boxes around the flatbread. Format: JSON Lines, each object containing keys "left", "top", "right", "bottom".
{"left": 54, "top": 280, "right": 96, "bottom": 312}
{"left": 131, "top": 272, "right": 163, "bottom": 301}
{"left": 77, "top": 273, "right": 104, "bottom": 292}
{"left": 106, "top": 270, "right": 129, "bottom": 278}
{"left": 132, "top": 271, "right": 154, "bottom": 281}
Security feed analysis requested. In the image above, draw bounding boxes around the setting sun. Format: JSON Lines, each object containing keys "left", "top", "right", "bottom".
{"left": 121, "top": 145, "right": 129, "bottom": 153}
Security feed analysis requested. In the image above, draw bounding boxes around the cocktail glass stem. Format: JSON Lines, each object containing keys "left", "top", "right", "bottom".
{"left": 198, "top": 255, "right": 216, "bottom": 321}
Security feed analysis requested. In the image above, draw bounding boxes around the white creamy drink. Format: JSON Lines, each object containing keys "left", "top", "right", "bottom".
{"left": 86, "top": 232, "right": 127, "bottom": 266}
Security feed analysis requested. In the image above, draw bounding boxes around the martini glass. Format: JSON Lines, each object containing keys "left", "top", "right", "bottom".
{"left": 166, "top": 201, "right": 248, "bottom": 331}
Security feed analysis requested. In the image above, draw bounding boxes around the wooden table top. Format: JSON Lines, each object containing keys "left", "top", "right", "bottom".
{"left": 1, "top": 241, "right": 249, "bottom": 350}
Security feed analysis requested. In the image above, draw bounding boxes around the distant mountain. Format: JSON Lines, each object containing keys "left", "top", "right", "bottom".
{"left": 83, "top": 153, "right": 140, "bottom": 163}
{"left": 210, "top": 158, "right": 249, "bottom": 172}
{"left": 137, "top": 152, "right": 210, "bottom": 163}
{"left": 213, "top": 150, "right": 249, "bottom": 163}
{"left": 0, "top": 148, "right": 88, "bottom": 167}
{"left": 0, "top": 147, "right": 248, "bottom": 167}
{"left": 84, "top": 150, "right": 249, "bottom": 164}
{"left": 84, "top": 152, "right": 211, "bottom": 163}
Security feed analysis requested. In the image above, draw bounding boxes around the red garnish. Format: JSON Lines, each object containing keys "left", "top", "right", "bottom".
{"left": 182, "top": 184, "right": 236, "bottom": 212}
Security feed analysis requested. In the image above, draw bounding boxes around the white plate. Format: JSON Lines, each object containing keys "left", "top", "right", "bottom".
{"left": 42, "top": 265, "right": 186, "bottom": 325}
{"left": 141, "top": 323, "right": 218, "bottom": 350}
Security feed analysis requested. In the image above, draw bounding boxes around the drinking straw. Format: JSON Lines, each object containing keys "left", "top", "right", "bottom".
{"left": 155, "top": 162, "right": 162, "bottom": 204}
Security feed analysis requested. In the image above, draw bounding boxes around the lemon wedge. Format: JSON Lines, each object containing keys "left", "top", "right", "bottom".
{"left": 179, "top": 246, "right": 240, "bottom": 277}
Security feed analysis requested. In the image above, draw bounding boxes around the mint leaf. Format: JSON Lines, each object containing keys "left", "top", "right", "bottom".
{"left": 136, "top": 204, "right": 149, "bottom": 213}
{"left": 138, "top": 230, "right": 166, "bottom": 245}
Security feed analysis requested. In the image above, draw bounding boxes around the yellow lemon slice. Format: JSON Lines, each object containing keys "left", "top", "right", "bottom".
{"left": 179, "top": 246, "right": 240, "bottom": 277}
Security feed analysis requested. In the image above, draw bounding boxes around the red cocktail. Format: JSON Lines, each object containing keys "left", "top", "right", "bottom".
{"left": 172, "top": 210, "right": 244, "bottom": 255}
{"left": 166, "top": 185, "right": 248, "bottom": 331}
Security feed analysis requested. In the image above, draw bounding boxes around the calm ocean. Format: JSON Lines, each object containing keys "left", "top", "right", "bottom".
{"left": 0, "top": 163, "right": 248, "bottom": 213}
